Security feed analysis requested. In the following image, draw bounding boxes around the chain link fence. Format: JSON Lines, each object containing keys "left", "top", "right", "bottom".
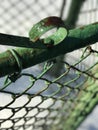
{"left": 0, "top": 0, "right": 98, "bottom": 130}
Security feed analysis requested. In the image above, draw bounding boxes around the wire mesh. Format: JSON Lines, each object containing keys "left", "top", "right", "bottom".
{"left": 0, "top": 0, "right": 98, "bottom": 130}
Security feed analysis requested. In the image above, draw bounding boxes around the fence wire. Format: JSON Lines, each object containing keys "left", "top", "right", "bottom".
{"left": 0, "top": 0, "right": 98, "bottom": 130}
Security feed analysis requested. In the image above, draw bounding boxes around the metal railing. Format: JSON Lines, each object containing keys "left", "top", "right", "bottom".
{"left": 0, "top": 0, "right": 98, "bottom": 130}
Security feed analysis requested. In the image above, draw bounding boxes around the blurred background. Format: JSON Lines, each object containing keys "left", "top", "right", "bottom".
{"left": 0, "top": 0, "right": 98, "bottom": 130}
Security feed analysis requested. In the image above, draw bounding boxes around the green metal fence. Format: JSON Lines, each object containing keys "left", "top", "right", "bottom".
{"left": 0, "top": 0, "right": 98, "bottom": 130}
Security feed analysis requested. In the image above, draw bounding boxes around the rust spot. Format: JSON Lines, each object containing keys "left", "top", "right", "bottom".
{"left": 46, "top": 43, "right": 54, "bottom": 48}
{"left": 44, "top": 16, "right": 64, "bottom": 27}
{"left": 31, "top": 37, "right": 39, "bottom": 42}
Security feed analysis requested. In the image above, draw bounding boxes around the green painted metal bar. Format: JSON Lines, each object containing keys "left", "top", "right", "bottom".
{"left": 0, "top": 33, "right": 46, "bottom": 49}
{"left": 0, "top": 22, "right": 98, "bottom": 77}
